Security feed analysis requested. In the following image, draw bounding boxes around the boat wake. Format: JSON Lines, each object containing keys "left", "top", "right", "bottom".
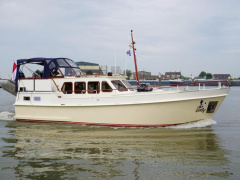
{"left": 167, "top": 119, "right": 217, "bottom": 129}
{"left": 0, "top": 111, "right": 217, "bottom": 128}
{"left": 0, "top": 111, "right": 15, "bottom": 121}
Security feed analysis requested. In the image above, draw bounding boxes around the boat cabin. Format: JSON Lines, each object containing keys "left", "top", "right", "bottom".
{"left": 15, "top": 58, "right": 135, "bottom": 95}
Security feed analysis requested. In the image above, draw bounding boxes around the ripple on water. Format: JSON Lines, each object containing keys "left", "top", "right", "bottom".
{"left": 167, "top": 119, "right": 217, "bottom": 129}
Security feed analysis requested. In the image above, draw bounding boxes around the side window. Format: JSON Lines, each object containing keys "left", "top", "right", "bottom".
{"left": 207, "top": 101, "right": 218, "bottom": 113}
{"left": 88, "top": 82, "right": 100, "bottom": 94}
{"left": 102, "top": 81, "right": 113, "bottom": 92}
{"left": 111, "top": 80, "right": 128, "bottom": 92}
{"left": 75, "top": 82, "right": 86, "bottom": 94}
{"left": 61, "top": 82, "right": 73, "bottom": 94}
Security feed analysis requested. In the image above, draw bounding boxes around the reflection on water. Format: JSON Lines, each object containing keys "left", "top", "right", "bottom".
{"left": 1, "top": 121, "right": 232, "bottom": 179}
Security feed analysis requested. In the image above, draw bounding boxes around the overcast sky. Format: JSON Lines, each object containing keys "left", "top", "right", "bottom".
{"left": 0, "top": 0, "right": 240, "bottom": 78}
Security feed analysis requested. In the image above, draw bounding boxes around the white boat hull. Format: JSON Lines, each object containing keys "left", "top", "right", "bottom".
{"left": 14, "top": 88, "right": 229, "bottom": 127}
{"left": 8, "top": 57, "right": 230, "bottom": 127}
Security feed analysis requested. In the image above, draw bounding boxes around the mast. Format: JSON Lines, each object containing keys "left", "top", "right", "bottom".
{"left": 131, "top": 30, "right": 140, "bottom": 86}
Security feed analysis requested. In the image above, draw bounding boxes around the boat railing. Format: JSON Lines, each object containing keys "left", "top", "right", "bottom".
{"left": 76, "top": 74, "right": 107, "bottom": 77}
{"left": 17, "top": 78, "right": 230, "bottom": 94}
{"left": 129, "top": 80, "right": 230, "bottom": 92}
{"left": 169, "top": 80, "right": 230, "bottom": 87}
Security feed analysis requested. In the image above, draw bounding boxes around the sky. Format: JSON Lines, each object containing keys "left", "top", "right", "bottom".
{"left": 0, "top": 0, "right": 240, "bottom": 78}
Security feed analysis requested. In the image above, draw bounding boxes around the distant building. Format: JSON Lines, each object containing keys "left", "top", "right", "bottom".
{"left": 100, "top": 65, "right": 107, "bottom": 75}
{"left": 213, "top": 74, "right": 231, "bottom": 80}
{"left": 162, "top": 71, "right": 181, "bottom": 79}
{"left": 76, "top": 61, "right": 103, "bottom": 74}
{"left": 132, "top": 71, "right": 159, "bottom": 80}
{"left": 111, "top": 66, "right": 122, "bottom": 75}
{"left": 132, "top": 71, "right": 151, "bottom": 80}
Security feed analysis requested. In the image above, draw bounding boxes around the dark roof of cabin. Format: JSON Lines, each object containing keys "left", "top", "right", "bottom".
{"left": 165, "top": 72, "right": 181, "bottom": 75}
{"left": 17, "top": 57, "right": 53, "bottom": 65}
{"left": 213, "top": 74, "right": 231, "bottom": 76}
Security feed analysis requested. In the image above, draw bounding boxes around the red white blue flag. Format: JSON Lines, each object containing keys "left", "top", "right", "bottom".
{"left": 11, "top": 62, "right": 17, "bottom": 81}
{"left": 126, "top": 50, "right": 131, "bottom": 56}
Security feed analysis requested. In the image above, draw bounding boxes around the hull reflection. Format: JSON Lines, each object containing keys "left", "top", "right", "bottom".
{"left": 3, "top": 121, "right": 231, "bottom": 179}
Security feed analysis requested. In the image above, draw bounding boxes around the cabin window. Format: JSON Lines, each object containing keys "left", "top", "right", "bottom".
{"left": 23, "top": 96, "right": 30, "bottom": 101}
{"left": 49, "top": 61, "right": 56, "bottom": 69}
{"left": 206, "top": 101, "right": 218, "bottom": 113}
{"left": 111, "top": 80, "right": 128, "bottom": 92}
{"left": 102, "top": 81, "right": 113, "bottom": 92}
{"left": 61, "top": 82, "right": 73, "bottom": 94}
{"left": 122, "top": 80, "right": 134, "bottom": 91}
{"left": 75, "top": 82, "right": 86, "bottom": 94}
{"left": 88, "top": 81, "right": 100, "bottom": 94}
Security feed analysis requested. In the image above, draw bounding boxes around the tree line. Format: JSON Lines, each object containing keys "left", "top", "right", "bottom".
{"left": 198, "top": 71, "right": 212, "bottom": 79}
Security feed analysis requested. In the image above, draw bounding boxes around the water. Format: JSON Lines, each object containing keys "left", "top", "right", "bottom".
{"left": 0, "top": 88, "right": 239, "bottom": 180}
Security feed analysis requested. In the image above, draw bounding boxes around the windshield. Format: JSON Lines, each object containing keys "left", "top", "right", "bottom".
{"left": 122, "top": 80, "right": 134, "bottom": 91}
{"left": 65, "top": 59, "right": 78, "bottom": 67}
{"left": 111, "top": 80, "right": 128, "bottom": 92}
{"left": 74, "top": 68, "right": 82, "bottom": 76}
{"left": 48, "top": 59, "right": 82, "bottom": 77}
{"left": 56, "top": 59, "right": 70, "bottom": 67}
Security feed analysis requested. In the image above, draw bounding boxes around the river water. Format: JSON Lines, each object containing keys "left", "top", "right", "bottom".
{"left": 0, "top": 87, "right": 239, "bottom": 180}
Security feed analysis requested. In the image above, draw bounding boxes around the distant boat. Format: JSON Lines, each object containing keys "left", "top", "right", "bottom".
{"left": 169, "top": 79, "right": 184, "bottom": 86}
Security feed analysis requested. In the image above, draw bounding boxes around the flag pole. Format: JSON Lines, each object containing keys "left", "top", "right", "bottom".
{"left": 125, "top": 54, "right": 127, "bottom": 76}
{"left": 115, "top": 48, "right": 117, "bottom": 75}
{"left": 131, "top": 30, "right": 140, "bottom": 85}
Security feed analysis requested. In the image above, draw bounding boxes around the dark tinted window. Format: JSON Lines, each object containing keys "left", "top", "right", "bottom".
{"left": 207, "top": 101, "right": 218, "bottom": 113}
{"left": 88, "top": 82, "right": 100, "bottom": 94}
{"left": 61, "top": 82, "right": 73, "bottom": 94}
{"left": 75, "top": 82, "right": 86, "bottom": 94}
{"left": 102, "top": 81, "right": 113, "bottom": 92}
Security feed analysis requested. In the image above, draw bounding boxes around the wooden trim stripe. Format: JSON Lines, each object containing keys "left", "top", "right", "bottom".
{"left": 16, "top": 119, "right": 181, "bottom": 127}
